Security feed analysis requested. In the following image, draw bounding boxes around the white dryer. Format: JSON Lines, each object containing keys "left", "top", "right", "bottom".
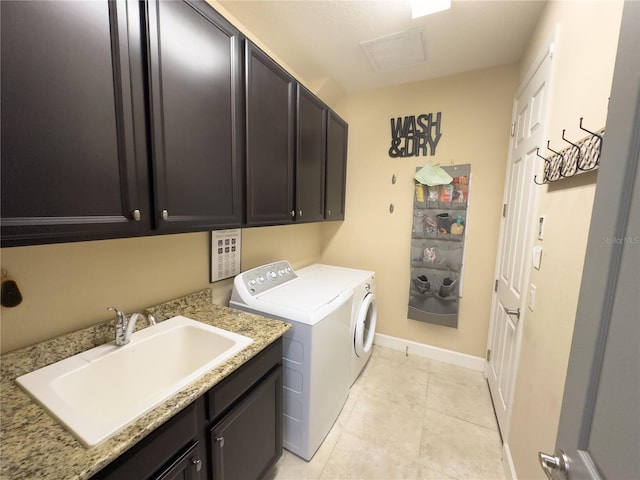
{"left": 297, "top": 264, "right": 377, "bottom": 385}
{"left": 229, "top": 261, "right": 352, "bottom": 461}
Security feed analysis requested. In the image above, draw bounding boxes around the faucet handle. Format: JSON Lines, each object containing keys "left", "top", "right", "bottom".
{"left": 107, "top": 307, "right": 127, "bottom": 325}
{"left": 142, "top": 309, "right": 157, "bottom": 326}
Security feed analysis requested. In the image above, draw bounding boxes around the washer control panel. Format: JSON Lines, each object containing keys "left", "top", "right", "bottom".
{"left": 238, "top": 260, "right": 297, "bottom": 295}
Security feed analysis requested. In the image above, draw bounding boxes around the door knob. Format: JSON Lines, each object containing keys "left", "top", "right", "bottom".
{"left": 538, "top": 449, "right": 569, "bottom": 480}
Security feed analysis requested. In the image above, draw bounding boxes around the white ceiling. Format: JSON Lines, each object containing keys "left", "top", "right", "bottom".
{"left": 219, "top": 0, "right": 547, "bottom": 95}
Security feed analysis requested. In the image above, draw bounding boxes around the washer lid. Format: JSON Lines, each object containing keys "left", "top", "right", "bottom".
{"left": 257, "top": 276, "right": 345, "bottom": 312}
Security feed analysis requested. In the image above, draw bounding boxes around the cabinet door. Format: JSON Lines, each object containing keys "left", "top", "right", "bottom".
{"left": 245, "top": 42, "right": 295, "bottom": 226}
{"left": 154, "top": 441, "right": 203, "bottom": 480}
{"left": 296, "top": 85, "right": 326, "bottom": 222}
{"left": 325, "top": 111, "right": 348, "bottom": 221}
{"left": 146, "top": 0, "right": 243, "bottom": 232}
{"left": 0, "top": 0, "right": 150, "bottom": 247}
{"left": 210, "top": 367, "right": 283, "bottom": 480}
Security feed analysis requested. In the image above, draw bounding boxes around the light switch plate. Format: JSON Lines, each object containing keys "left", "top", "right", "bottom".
{"left": 210, "top": 229, "right": 241, "bottom": 282}
{"left": 533, "top": 246, "right": 543, "bottom": 270}
{"left": 528, "top": 284, "right": 537, "bottom": 311}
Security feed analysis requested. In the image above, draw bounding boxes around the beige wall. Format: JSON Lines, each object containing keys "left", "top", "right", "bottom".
{"left": 321, "top": 64, "right": 518, "bottom": 358}
{"left": 507, "top": 1, "right": 623, "bottom": 479}
{"left": 0, "top": 224, "right": 323, "bottom": 353}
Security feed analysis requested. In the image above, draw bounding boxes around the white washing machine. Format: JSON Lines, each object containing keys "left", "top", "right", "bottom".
{"left": 229, "top": 261, "right": 352, "bottom": 461}
{"left": 297, "top": 264, "right": 377, "bottom": 385}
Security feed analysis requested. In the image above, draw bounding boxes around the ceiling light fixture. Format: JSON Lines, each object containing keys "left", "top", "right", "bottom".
{"left": 410, "top": 0, "right": 451, "bottom": 19}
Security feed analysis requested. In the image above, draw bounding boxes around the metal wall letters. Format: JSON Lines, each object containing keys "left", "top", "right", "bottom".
{"left": 389, "top": 112, "right": 442, "bottom": 158}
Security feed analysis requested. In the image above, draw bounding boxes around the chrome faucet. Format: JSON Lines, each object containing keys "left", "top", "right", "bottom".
{"left": 107, "top": 307, "right": 157, "bottom": 346}
{"left": 107, "top": 307, "right": 135, "bottom": 346}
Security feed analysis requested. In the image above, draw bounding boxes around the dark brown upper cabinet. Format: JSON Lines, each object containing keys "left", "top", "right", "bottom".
{"left": 325, "top": 111, "right": 348, "bottom": 221}
{"left": 244, "top": 42, "right": 296, "bottom": 226}
{"left": 1, "top": 0, "right": 150, "bottom": 247}
{"left": 145, "top": 0, "right": 244, "bottom": 232}
{"left": 295, "top": 85, "right": 326, "bottom": 223}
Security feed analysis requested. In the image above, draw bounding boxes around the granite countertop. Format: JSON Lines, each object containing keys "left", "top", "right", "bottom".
{"left": 0, "top": 289, "right": 290, "bottom": 480}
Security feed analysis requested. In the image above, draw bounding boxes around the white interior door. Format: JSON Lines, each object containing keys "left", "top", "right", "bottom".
{"left": 486, "top": 43, "right": 553, "bottom": 438}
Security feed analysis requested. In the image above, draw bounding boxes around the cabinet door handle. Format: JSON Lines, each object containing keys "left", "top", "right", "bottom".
{"left": 215, "top": 436, "right": 225, "bottom": 448}
{"left": 131, "top": 209, "right": 141, "bottom": 221}
{"left": 191, "top": 458, "right": 202, "bottom": 472}
{"left": 161, "top": 209, "right": 169, "bottom": 221}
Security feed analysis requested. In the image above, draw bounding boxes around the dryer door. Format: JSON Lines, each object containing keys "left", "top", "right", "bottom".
{"left": 354, "top": 293, "right": 377, "bottom": 357}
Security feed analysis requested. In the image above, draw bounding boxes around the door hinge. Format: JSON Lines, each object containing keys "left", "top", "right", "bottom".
{"left": 494, "top": 279, "right": 499, "bottom": 292}
{"left": 486, "top": 349, "right": 491, "bottom": 361}
{"left": 502, "top": 204, "right": 507, "bottom": 218}
{"left": 510, "top": 121, "right": 516, "bottom": 137}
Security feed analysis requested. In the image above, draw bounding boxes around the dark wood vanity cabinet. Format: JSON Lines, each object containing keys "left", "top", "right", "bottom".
{"left": 325, "top": 111, "right": 349, "bottom": 221}
{"left": 91, "top": 338, "right": 283, "bottom": 480}
{"left": 145, "top": 0, "right": 244, "bottom": 232}
{"left": 244, "top": 42, "right": 296, "bottom": 226}
{"left": 91, "top": 402, "right": 204, "bottom": 480}
{"left": 205, "top": 337, "right": 283, "bottom": 479}
{"left": 0, "top": 0, "right": 151, "bottom": 246}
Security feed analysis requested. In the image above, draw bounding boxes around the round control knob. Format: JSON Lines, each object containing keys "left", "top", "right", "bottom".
{"left": 268, "top": 271, "right": 277, "bottom": 280}
{"left": 278, "top": 269, "right": 285, "bottom": 276}
{"left": 258, "top": 276, "right": 265, "bottom": 283}
{"left": 249, "top": 280, "right": 257, "bottom": 286}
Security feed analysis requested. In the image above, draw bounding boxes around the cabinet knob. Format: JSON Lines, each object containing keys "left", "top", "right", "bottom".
{"left": 298, "top": 210, "right": 303, "bottom": 217}
{"left": 131, "top": 209, "right": 141, "bottom": 221}
{"left": 161, "top": 209, "right": 169, "bottom": 221}
{"left": 290, "top": 210, "right": 295, "bottom": 218}
{"left": 215, "top": 436, "right": 225, "bottom": 448}
{"left": 191, "top": 458, "right": 202, "bottom": 472}
{"left": 327, "top": 209, "right": 332, "bottom": 216}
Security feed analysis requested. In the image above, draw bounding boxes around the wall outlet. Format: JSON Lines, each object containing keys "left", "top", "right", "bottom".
{"left": 528, "top": 284, "right": 537, "bottom": 311}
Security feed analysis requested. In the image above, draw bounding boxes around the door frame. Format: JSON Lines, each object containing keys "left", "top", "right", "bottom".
{"left": 552, "top": 2, "right": 639, "bottom": 477}
{"left": 485, "top": 32, "right": 557, "bottom": 440}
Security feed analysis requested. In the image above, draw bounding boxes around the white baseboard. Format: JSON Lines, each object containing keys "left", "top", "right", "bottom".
{"left": 502, "top": 441, "right": 517, "bottom": 480}
{"left": 373, "top": 333, "right": 485, "bottom": 372}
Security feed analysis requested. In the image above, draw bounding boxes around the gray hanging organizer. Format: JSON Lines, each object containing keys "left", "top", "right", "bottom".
{"left": 408, "top": 164, "right": 470, "bottom": 328}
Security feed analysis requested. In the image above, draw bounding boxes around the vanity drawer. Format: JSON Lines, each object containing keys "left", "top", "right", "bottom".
{"left": 91, "top": 400, "right": 201, "bottom": 480}
{"left": 206, "top": 338, "right": 282, "bottom": 422}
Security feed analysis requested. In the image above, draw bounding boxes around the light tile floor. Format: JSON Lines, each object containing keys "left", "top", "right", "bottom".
{"left": 266, "top": 345, "right": 506, "bottom": 480}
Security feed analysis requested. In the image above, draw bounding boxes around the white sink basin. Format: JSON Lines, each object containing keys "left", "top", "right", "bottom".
{"left": 16, "top": 315, "right": 253, "bottom": 447}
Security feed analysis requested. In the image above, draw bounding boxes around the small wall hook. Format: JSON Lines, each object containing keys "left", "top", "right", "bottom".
{"left": 561, "top": 129, "right": 582, "bottom": 159}
{"left": 534, "top": 147, "right": 551, "bottom": 185}
{"left": 547, "top": 140, "right": 572, "bottom": 178}
{"left": 578, "top": 117, "right": 604, "bottom": 168}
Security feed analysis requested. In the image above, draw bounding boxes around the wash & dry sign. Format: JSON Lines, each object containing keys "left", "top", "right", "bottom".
{"left": 388, "top": 112, "right": 442, "bottom": 158}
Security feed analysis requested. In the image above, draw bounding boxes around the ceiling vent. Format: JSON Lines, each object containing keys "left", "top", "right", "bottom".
{"left": 360, "top": 29, "right": 427, "bottom": 72}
